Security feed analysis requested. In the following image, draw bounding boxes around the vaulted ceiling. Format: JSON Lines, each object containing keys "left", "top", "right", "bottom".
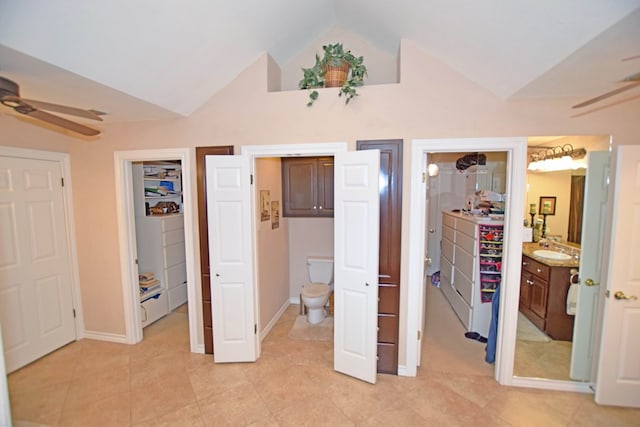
{"left": 1, "top": 1, "right": 639, "bottom": 124}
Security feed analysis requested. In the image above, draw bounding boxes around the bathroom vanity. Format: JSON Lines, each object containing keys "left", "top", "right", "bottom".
{"left": 519, "top": 243, "right": 579, "bottom": 341}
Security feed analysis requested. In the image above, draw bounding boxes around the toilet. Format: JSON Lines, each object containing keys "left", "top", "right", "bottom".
{"left": 300, "top": 256, "right": 334, "bottom": 324}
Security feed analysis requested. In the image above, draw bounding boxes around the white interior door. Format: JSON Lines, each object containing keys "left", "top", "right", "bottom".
{"left": 205, "top": 155, "right": 257, "bottom": 363}
{"left": 595, "top": 145, "right": 640, "bottom": 407}
{"left": 333, "top": 150, "right": 380, "bottom": 384}
{"left": 570, "top": 151, "right": 608, "bottom": 380}
{"left": 0, "top": 156, "right": 76, "bottom": 372}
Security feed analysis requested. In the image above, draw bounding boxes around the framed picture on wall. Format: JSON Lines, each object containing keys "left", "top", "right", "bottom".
{"left": 539, "top": 196, "right": 556, "bottom": 215}
{"left": 271, "top": 201, "right": 280, "bottom": 229}
{"left": 260, "top": 190, "right": 270, "bottom": 221}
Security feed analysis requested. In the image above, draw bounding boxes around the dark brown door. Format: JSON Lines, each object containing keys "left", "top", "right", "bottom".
{"left": 196, "top": 146, "right": 234, "bottom": 354}
{"left": 357, "top": 139, "right": 402, "bottom": 374}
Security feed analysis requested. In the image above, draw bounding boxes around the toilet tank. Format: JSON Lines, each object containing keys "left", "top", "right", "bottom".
{"left": 307, "top": 256, "right": 334, "bottom": 284}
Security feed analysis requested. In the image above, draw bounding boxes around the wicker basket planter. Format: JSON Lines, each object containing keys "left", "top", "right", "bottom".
{"left": 298, "top": 43, "right": 367, "bottom": 106}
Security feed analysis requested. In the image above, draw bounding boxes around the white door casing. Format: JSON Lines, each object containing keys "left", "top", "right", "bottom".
{"left": 333, "top": 150, "right": 380, "bottom": 384}
{"left": 0, "top": 155, "right": 76, "bottom": 372}
{"left": 206, "top": 155, "right": 257, "bottom": 363}
{"left": 570, "top": 151, "right": 609, "bottom": 381}
{"left": 595, "top": 145, "right": 640, "bottom": 407}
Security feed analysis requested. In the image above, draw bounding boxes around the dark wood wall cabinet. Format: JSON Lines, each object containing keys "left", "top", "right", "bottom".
{"left": 357, "top": 139, "right": 403, "bottom": 375}
{"left": 281, "top": 157, "right": 334, "bottom": 217}
{"left": 519, "top": 255, "right": 574, "bottom": 341}
{"left": 196, "top": 146, "right": 234, "bottom": 354}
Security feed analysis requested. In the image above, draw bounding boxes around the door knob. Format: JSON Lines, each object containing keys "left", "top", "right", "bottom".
{"left": 614, "top": 291, "right": 638, "bottom": 301}
{"left": 425, "top": 257, "right": 432, "bottom": 263}
{"left": 429, "top": 228, "right": 435, "bottom": 233}
{"left": 584, "top": 278, "right": 599, "bottom": 287}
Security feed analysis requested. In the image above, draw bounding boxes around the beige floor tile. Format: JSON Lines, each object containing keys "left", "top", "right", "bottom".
{"left": 199, "top": 382, "right": 273, "bottom": 426}
{"left": 133, "top": 402, "right": 205, "bottom": 427}
{"left": 8, "top": 296, "right": 640, "bottom": 427}
{"left": 10, "top": 382, "right": 69, "bottom": 426}
{"left": 58, "top": 391, "right": 131, "bottom": 427}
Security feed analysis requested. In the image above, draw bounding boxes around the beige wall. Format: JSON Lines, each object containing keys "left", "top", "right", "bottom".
{"left": 2, "top": 33, "right": 639, "bottom": 367}
{"left": 288, "top": 218, "right": 334, "bottom": 300}
{"left": 255, "top": 158, "right": 290, "bottom": 331}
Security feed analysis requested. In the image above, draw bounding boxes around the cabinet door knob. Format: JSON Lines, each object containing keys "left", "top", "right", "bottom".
{"left": 318, "top": 206, "right": 323, "bottom": 210}
{"left": 215, "top": 273, "right": 220, "bottom": 277}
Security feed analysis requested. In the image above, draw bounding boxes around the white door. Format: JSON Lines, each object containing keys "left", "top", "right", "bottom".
{"left": 595, "top": 145, "right": 640, "bottom": 407}
{"left": 0, "top": 156, "right": 76, "bottom": 372}
{"left": 333, "top": 150, "right": 380, "bottom": 384}
{"left": 205, "top": 155, "right": 257, "bottom": 363}
{"left": 570, "top": 151, "right": 608, "bottom": 380}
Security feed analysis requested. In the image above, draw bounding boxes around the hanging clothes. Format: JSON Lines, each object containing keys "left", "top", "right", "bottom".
{"left": 485, "top": 284, "right": 500, "bottom": 364}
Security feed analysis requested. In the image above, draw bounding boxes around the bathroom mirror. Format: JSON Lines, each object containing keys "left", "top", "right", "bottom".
{"left": 513, "top": 135, "right": 610, "bottom": 382}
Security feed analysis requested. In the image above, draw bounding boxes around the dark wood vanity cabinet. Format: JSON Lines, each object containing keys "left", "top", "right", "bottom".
{"left": 357, "top": 139, "right": 402, "bottom": 375}
{"left": 519, "top": 255, "right": 574, "bottom": 341}
{"left": 281, "top": 157, "right": 334, "bottom": 217}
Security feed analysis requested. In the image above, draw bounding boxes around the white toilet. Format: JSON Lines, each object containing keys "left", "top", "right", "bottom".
{"left": 300, "top": 256, "right": 334, "bottom": 324}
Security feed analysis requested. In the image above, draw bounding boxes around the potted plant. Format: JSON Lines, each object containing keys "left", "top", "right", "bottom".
{"left": 298, "top": 43, "right": 367, "bottom": 106}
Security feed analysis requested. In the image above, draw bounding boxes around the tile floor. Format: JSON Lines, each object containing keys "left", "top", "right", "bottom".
{"left": 8, "top": 288, "right": 640, "bottom": 426}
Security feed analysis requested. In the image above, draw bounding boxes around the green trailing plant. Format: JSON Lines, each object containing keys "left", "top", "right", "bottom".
{"left": 298, "top": 43, "right": 367, "bottom": 106}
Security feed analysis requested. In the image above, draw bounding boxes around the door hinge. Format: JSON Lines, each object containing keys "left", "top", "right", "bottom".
{"left": 254, "top": 324, "right": 257, "bottom": 334}
{"left": 605, "top": 290, "right": 610, "bottom": 298}
{"left": 72, "top": 308, "right": 76, "bottom": 318}
{"left": 422, "top": 172, "right": 426, "bottom": 183}
{"left": 250, "top": 174, "right": 254, "bottom": 185}
{"left": 417, "top": 330, "right": 421, "bottom": 340}
{"left": 61, "top": 177, "right": 65, "bottom": 187}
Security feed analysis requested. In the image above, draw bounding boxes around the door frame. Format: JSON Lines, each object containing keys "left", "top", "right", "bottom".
{"left": 406, "top": 138, "right": 527, "bottom": 380}
{"left": 240, "top": 142, "right": 348, "bottom": 358}
{"left": 0, "top": 145, "right": 85, "bottom": 339}
{"left": 114, "top": 148, "right": 199, "bottom": 351}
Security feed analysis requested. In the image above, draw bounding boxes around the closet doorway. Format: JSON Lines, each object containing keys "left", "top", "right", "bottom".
{"left": 114, "top": 148, "right": 199, "bottom": 351}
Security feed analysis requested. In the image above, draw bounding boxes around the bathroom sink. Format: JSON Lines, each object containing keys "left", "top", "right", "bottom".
{"left": 533, "top": 249, "right": 572, "bottom": 261}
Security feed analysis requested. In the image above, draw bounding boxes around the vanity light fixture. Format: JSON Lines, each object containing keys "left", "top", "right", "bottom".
{"left": 527, "top": 144, "right": 587, "bottom": 172}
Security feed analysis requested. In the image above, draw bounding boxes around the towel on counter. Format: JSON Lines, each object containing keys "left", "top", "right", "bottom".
{"left": 566, "top": 283, "right": 579, "bottom": 315}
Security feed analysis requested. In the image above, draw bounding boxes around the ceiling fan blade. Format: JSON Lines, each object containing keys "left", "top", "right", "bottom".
{"left": 572, "top": 81, "right": 640, "bottom": 109}
{"left": 25, "top": 108, "right": 101, "bottom": 136}
{"left": 19, "top": 98, "right": 104, "bottom": 121}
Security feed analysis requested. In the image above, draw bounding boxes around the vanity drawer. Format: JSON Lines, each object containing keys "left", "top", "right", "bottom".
{"left": 164, "top": 241, "right": 186, "bottom": 268}
{"left": 163, "top": 228, "right": 185, "bottom": 246}
{"left": 162, "top": 215, "right": 184, "bottom": 232}
{"left": 140, "top": 291, "right": 168, "bottom": 328}
{"left": 456, "top": 231, "right": 476, "bottom": 255}
{"left": 522, "top": 255, "right": 550, "bottom": 281}
{"left": 456, "top": 219, "right": 477, "bottom": 239}
{"left": 443, "top": 213, "right": 456, "bottom": 229}
{"left": 442, "top": 237, "right": 455, "bottom": 264}
{"left": 454, "top": 267, "right": 474, "bottom": 307}
{"left": 442, "top": 224, "right": 455, "bottom": 244}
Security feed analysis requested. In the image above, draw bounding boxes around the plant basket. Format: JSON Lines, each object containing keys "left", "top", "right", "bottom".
{"left": 324, "top": 61, "right": 350, "bottom": 88}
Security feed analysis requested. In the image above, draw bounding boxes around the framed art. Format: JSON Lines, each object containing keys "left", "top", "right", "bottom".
{"left": 539, "top": 196, "right": 556, "bottom": 215}
{"left": 260, "top": 190, "right": 270, "bottom": 221}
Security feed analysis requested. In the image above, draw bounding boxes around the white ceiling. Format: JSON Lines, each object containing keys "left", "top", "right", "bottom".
{"left": 0, "top": 1, "right": 639, "bottom": 124}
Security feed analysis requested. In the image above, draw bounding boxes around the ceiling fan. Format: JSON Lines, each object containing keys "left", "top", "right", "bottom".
{"left": 572, "top": 56, "right": 640, "bottom": 109}
{"left": 0, "top": 76, "right": 103, "bottom": 136}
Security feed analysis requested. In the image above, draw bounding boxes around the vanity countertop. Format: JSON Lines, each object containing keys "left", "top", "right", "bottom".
{"left": 522, "top": 242, "right": 580, "bottom": 268}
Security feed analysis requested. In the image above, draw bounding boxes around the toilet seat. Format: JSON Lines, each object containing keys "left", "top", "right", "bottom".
{"left": 302, "top": 283, "right": 330, "bottom": 298}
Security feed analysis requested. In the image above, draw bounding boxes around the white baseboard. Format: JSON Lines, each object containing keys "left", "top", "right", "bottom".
{"left": 397, "top": 365, "right": 411, "bottom": 377}
{"left": 260, "top": 300, "right": 291, "bottom": 341}
{"left": 289, "top": 296, "right": 301, "bottom": 304}
{"left": 192, "top": 343, "right": 205, "bottom": 354}
{"left": 82, "top": 330, "right": 129, "bottom": 344}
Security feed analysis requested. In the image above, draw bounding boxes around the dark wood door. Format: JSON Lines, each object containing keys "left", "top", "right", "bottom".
{"left": 357, "top": 139, "right": 402, "bottom": 375}
{"left": 196, "top": 146, "right": 234, "bottom": 354}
